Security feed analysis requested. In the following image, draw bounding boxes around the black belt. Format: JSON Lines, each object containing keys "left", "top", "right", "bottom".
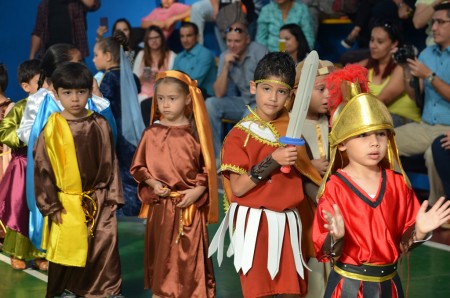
{"left": 334, "top": 261, "right": 398, "bottom": 282}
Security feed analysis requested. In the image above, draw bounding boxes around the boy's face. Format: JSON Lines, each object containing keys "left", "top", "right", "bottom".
{"left": 55, "top": 87, "right": 90, "bottom": 119}
{"left": 250, "top": 77, "right": 292, "bottom": 121}
{"left": 21, "top": 74, "right": 40, "bottom": 95}
{"left": 338, "top": 130, "right": 388, "bottom": 169}
{"left": 307, "top": 75, "right": 329, "bottom": 119}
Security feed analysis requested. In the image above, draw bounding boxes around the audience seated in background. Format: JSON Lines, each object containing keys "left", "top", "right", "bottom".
{"left": 96, "top": 18, "right": 143, "bottom": 66}
{"left": 341, "top": 0, "right": 413, "bottom": 49}
{"left": 205, "top": 21, "right": 267, "bottom": 166}
{"left": 173, "top": 22, "right": 216, "bottom": 98}
{"left": 302, "top": 0, "right": 342, "bottom": 35}
{"left": 395, "top": 2, "right": 450, "bottom": 206}
{"left": 359, "top": 20, "right": 421, "bottom": 127}
{"left": 190, "top": 0, "right": 262, "bottom": 52}
{"left": 256, "top": 0, "right": 315, "bottom": 51}
{"left": 140, "top": 0, "right": 191, "bottom": 39}
{"left": 133, "top": 26, "right": 176, "bottom": 125}
{"left": 279, "top": 23, "right": 310, "bottom": 64}
{"left": 413, "top": 0, "right": 445, "bottom": 46}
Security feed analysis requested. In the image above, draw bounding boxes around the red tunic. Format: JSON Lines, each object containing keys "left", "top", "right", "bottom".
{"left": 222, "top": 123, "right": 307, "bottom": 298}
{"left": 313, "top": 168, "right": 420, "bottom": 297}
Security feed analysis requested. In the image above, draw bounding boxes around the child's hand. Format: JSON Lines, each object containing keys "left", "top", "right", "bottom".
{"left": 92, "top": 79, "right": 102, "bottom": 97}
{"left": 146, "top": 179, "right": 170, "bottom": 197}
{"left": 415, "top": 197, "right": 450, "bottom": 239}
{"left": 272, "top": 146, "right": 298, "bottom": 166}
{"left": 322, "top": 204, "right": 345, "bottom": 241}
{"left": 177, "top": 186, "right": 206, "bottom": 208}
{"left": 312, "top": 157, "right": 329, "bottom": 176}
{"left": 50, "top": 208, "right": 67, "bottom": 225}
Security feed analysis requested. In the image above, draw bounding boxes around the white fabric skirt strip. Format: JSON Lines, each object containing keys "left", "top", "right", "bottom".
{"left": 208, "top": 202, "right": 311, "bottom": 280}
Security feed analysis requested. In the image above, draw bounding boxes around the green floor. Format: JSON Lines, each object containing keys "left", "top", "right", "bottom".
{"left": 2, "top": 210, "right": 450, "bottom": 297}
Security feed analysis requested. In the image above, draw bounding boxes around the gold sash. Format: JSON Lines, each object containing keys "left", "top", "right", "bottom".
{"left": 41, "top": 113, "right": 89, "bottom": 267}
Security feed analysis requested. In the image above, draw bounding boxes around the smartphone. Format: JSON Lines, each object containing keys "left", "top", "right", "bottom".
{"left": 100, "top": 17, "right": 108, "bottom": 28}
{"left": 143, "top": 67, "right": 152, "bottom": 81}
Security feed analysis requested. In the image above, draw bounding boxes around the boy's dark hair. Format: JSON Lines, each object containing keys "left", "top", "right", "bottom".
{"left": 254, "top": 52, "right": 296, "bottom": 88}
{"left": 38, "top": 43, "right": 80, "bottom": 89}
{"left": 97, "top": 30, "right": 128, "bottom": 64}
{"left": 51, "top": 62, "right": 93, "bottom": 92}
{"left": 180, "top": 21, "right": 199, "bottom": 35}
{"left": 0, "top": 64, "right": 7, "bottom": 93}
{"left": 18, "top": 59, "right": 41, "bottom": 84}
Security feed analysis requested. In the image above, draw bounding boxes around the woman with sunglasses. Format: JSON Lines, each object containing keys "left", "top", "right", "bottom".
{"left": 359, "top": 20, "right": 421, "bottom": 127}
{"left": 133, "top": 26, "right": 176, "bottom": 124}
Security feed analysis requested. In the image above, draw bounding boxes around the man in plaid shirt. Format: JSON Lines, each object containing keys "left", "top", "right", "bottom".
{"left": 29, "top": 0, "right": 100, "bottom": 59}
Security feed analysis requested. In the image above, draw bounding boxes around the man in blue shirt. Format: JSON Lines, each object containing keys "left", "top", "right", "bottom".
{"left": 397, "top": 2, "right": 450, "bottom": 205}
{"left": 205, "top": 21, "right": 268, "bottom": 167}
{"left": 173, "top": 22, "right": 216, "bottom": 97}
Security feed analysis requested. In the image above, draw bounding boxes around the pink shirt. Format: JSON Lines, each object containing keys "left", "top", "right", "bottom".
{"left": 141, "top": 3, "right": 190, "bottom": 38}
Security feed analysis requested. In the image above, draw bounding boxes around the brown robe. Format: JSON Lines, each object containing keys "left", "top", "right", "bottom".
{"left": 34, "top": 113, "right": 123, "bottom": 298}
{"left": 130, "top": 123, "right": 216, "bottom": 298}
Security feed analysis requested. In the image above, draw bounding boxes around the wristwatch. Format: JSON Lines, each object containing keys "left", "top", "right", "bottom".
{"left": 426, "top": 72, "right": 436, "bottom": 84}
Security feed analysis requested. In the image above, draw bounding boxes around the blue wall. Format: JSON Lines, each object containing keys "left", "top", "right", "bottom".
{"left": 0, "top": 0, "right": 199, "bottom": 101}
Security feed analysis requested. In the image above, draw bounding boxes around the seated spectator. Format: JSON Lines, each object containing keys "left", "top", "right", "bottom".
{"left": 256, "top": 0, "right": 315, "bottom": 52}
{"left": 133, "top": 26, "right": 176, "bottom": 124}
{"left": 302, "top": 0, "right": 342, "bottom": 35}
{"left": 190, "top": 0, "right": 261, "bottom": 50}
{"left": 341, "top": 0, "right": 419, "bottom": 49}
{"left": 413, "top": 0, "right": 445, "bottom": 46}
{"left": 395, "top": 2, "right": 450, "bottom": 206}
{"left": 432, "top": 132, "right": 450, "bottom": 198}
{"left": 173, "top": 22, "right": 216, "bottom": 97}
{"left": 205, "top": 22, "right": 267, "bottom": 166}
{"left": 141, "top": 0, "right": 191, "bottom": 39}
{"left": 359, "top": 20, "right": 421, "bottom": 127}
{"left": 279, "top": 23, "right": 310, "bottom": 64}
{"left": 96, "top": 18, "right": 143, "bottom": 66}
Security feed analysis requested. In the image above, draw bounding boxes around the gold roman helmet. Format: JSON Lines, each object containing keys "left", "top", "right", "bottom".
{"left": 317, "top": 80, "right": 410, "bottom": 198}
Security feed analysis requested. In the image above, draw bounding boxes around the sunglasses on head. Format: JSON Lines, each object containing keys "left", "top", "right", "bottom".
{"left": 226, "top": 26, "right": 245, "bottom": 34}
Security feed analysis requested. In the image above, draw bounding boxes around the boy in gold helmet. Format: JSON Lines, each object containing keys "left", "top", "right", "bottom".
{"left": 312, "top": 64, "right": 450, "bottom": 298}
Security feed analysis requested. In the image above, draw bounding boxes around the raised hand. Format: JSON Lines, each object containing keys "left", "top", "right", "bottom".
{"left": 415, "top": 197, "right": 450, "bottom": 239}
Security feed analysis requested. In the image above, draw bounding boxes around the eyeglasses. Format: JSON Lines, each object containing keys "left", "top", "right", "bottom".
{"left": 226, "top": 26, "right": 246, "bottom": 34}
{"left": 148, "top": 35, "right": 161, "bottom": 41}
{"left": 431, "top": 18, "right": 450, "bottom": 26}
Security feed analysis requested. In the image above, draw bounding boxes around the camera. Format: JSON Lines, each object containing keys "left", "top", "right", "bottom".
{"left": 392, "top": 44, "right": 417, "bottom": 64}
